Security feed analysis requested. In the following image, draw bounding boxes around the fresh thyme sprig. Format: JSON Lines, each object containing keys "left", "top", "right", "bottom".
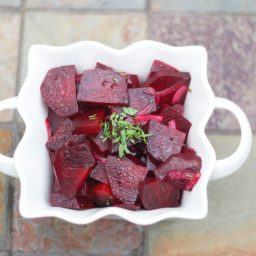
{"left": 101, "top": 107, "right": 152, "bottom": 158}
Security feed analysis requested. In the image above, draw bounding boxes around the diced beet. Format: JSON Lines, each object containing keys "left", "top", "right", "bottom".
{"left": 105, "top": 156, "right": 148, "bottom": 204}
{"left": 72, "top": 108, "right": 106, "bottom": 135}
{"left": 149, "top": 60, "right": 178, "bottom": 74}
{"left": 68, "top": 134, "right": 86, "bottom": 146}
{"left": 171, "top": 85, "right": 188, "bottom": 105}
{"left": 54, "top": 141, "right": 95, "bottom": 198}
{"left": 125, "top": 154, "right": 146, "bottom": 167}
{"left": 109, "top": 106, "right": 123, "bottom": 114}
{"left": 146, "top": 155, "right": 159, "bottom": 171}
{"left": 127, "top": 74, "right": 140, "bottom": 88}
{"left": 114, "top": 202, "right": 141, "bottom": 211}
{"left": 90, "top": 162, "right": 109, "bottom": 184}
{"left": 75, "top": 74, "right": 82, "bottom": 85}
{"left": 77, "top": 69, "right": 128, "bottom": 106}
{"left": 53, "top": 178, "right": 61, "bottom": 193}
{"left": 143, "top": 70, "right": 190, "bottom": 92}
{"left": 139, "top": 179, "right": 181, "bottom": 209}
{"left": 47, "top": 108, "right": 66, "bottom": 134}
{"left": 50, "top": 193, "right": 80, "bottom": 209}
{"left": 89, "top": 130, "right": 108, "bottom": 154}
{"left": 96, "top": 62, "right": 113, "bottom": 70}
{"left": 45, "top": 118, "right": 51, "bottom": 138}
{"left": 166, "top": 170, "right": 201, "bottom": 191}
{"left": 147, "top": 121, "right": 186, "bottom": 162}
{"left": 181, "top": 146, "right": 196, "bottom": 154}
{"left": 160, "top": 105, "right": 191, "bottom": 135}
{"left": 46, "top": 119, "right": 74, "bottom": 150}
{"left": 168, "top": 119, "right": 177, "bottom": 129}
{"left": 76, "top": 195, "right": 95, "bottom": 209}
{"left": 41, "top": 65, "right": 78, "bottom": 117}
{"left": 156, "top": 81, "right": 187, "bottom": 105}
{"left": 129, "top": 142, "right": 147, "bottom": 160}
{"left": 155, "top": 153, "right": 202, "bottom": 179}
{"left": 91, "top": 183, "right": 116, "bottom": 206}
{"left": 136, "top": 114, "right": 163, "bottom": 125}
{"left": 171, "top": 104, "right": 184, "bottom": 115}
{"left": 128, "top": 87, "right": 157, "bottom": 115}
{"left": 49, "top": 150, "right": 56, "bottom": 163}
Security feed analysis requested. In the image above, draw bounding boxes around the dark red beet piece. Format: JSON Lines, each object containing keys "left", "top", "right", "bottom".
{"left": 114, "top": 202, "right": 141, "bottom": 211}
{"left": 146, "top": 155, "right": 159, "bottom": 171}
{"left": 50, "top": 193, "right": 80, "bottom": 209}
{"left": 91, "top": 183, "right": 116, "bottom": 206}
{"left": 128, "top": 87, "right": 156, "bottom": 115}
{"left": 135, "top": 115, "right": 163, "bottom": 125}
{"left": 75, "top": 74, "right": 82, "bottom": 85}
{"left": 149, "top": 60, "right": 178, "bottom": 74}
{"left": 96, "top": 62, "right": 113, "bottom": 70}
{"left": 47, "top": 108, "right": 66, "bottom": 134}
{"left": 45, "top": 118, "right": 51, "bottom": 138}
{"left": 90, "top": 162, "right": 109, "bottom": 184}
{"left": 76, "top": 195, "right": 95, "bottom": 209}
{"left": 160, "top": 105, "right": 191, "bottom": 135}
{"left": 155, "top": 153, "right": 202, "bottom": 179}
{"left": 41, "top": 65, "right": 78, "bottom": 117}
{"left": 105, "top": 156, "right": 148, "bottom": 204}
{"left": 171, "top": 104, "right": 184, "bottom": 115}
{"left": 139, "top": 179, "right": 181, "bottom": 209}
{"left": 147, "top": 121, "right": 186, "bottom": 162}
{"left": 166, "top": 170, "right": 201, "bottom": 191}
{"left": 181, "top": 146, "right": 196, "bottom": 154}
{"left": 72, "top": 108, "right": 106, "bottom": 135}
{"left": 53, "top": 178, "right": 61, "bottom": 193}
{"left": 54, "top": 140, "right": 95, "bottom": 198}
{"left": 109, "top": 106, "right": 123, "bottom": 114}
{"left": 171, "top": 84, "right": 188, "bottom": 105}
{"left": 143, "top": 70, "right": 190, "bottom": 92}
{"left": 127, "top": 74, "right": 140, "bottom": 88}
{"left": 89, "top": 130, "right": 108, "bottom": 154}
{"left": 46, "top": 119, "right": 74, "bottom": 150}
{"left": 77, "top": 69, "right": 128, "bottom": 106}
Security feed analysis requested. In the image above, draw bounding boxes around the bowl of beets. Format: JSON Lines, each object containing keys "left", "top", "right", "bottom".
{"left": 41, "top": 59, "right": 202, "bottom": 211}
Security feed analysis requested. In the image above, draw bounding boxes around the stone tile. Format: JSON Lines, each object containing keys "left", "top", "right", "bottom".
{"left": 149, "top": 14, "right": 256, "bottom": 131}
{"left": 0, "top": 253, "right": 10, "bottom": 256}
{"left": 0, "top": 0, "right": 21, "bottom": 7}
{"left": 0, "top": 13, "right": 21, "bottom": 122}
{"left": 19, "top": 12, "right": 147, "bottom": 88}
{"left": 26, "top": 0, "right": 146, "bottom": 10}
{"left": 150, "top": 0, "right": 256, "bottom": 13}
{"left": 12, "top": 182, "right": 143, "bottom": 256}
{"left": 0, "top": 128, "right": 13, "bottom": 251}
{"left": 147, "top": 134, "right": 256, "bottom": 256}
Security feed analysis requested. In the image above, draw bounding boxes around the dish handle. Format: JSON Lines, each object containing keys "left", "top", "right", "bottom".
{"left": 210, "top": 97, "right": 252, "bottom": 181}
{"left": 0, "top": 97, "right": 19, "bottom": 178}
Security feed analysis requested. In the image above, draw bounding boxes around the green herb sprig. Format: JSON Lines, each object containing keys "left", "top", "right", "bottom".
{"left": 101, "top": 107, "right": 152, "bottom": 158}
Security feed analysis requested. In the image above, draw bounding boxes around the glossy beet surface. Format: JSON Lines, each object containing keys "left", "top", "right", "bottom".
{"left": 41, "top": 60, "right": 202, "bottom": 210}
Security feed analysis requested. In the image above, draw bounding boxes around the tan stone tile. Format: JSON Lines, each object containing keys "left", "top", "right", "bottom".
{"left": 0, "top": 13, "right": 21, "bottom": 122}
{"left": 19, "top": 12, "right": 147, "bottom": 88}
{"left": 0, "top": 129, "right": 13, "bottom": 154}
{"left": 148, "top": 135, "right": 256, "bottom": 256}
{"left": 26, "top": 0, "right": 146, "bottom": 9}
{"left": 0, "top": 0, "right": 21, "bottom": 7}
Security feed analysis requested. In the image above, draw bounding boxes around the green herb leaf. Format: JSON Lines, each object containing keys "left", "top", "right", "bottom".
{"left": 118, "top": 144, "right": 125, "bottom": 158}
{"left": 122, "top": 107, "right": 138, "bottom": 116}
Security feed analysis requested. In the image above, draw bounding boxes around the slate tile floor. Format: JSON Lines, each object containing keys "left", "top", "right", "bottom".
{"left": 0, "top": 0, "right": 255, "bottom": 255}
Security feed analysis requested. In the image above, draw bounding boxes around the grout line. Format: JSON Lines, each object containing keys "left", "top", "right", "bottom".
{"left": 145, "top": 0, "right": 151, "bottom": 39}
{"left": 142, "top": 227, "right": 149, "bottom": 256}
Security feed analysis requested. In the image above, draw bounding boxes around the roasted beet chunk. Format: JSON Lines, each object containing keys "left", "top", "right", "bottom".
{"left": 139, "top": 179, "right": 181, "bottom": 209}
{"left": 146, "top": 155, "right": 158, "bottom": 171}
{"left": 54, "top": 140, "right": 95, "bottom": 198}
{"left": 128, "top": 87, "right": 156, "bottom": 115}
{"left": 155, "top": 153, "right": 202, "bottom": 179}
{"left": 166, "top": 170, "right": 201, "bottom": 191}
{"left": 149, "top": 60, "right": 178, "bottom": 74}
{"left": 50, "top": 193, "right": 80, "bottom": 209}
{"left": 147, "top": 121, "right": 186, "bottom": 162}
{"left": 41, "top": 65, "right": 78, "bottom": 117}
{"left": 77, "top": 69, "right": 128, "bottom": 106}
{"left": 46, "top": 119, "right": 74, "bottom": 150}
{"left": 95, "top": 62, "right": 113, "bottom": 70}
{"left": 160, "top": 105, "right": 191, "bottom": 135}
{"left": 91, "top": 183, "right": 116, "bottom": 206}
{"left": 127, "top": 74, "right": 140, "bottom": 88}
{"left": 113, "top": 202, "right": 141, "bottom": 211}
{"left": 90, "top": 162, "right": 109, "bottom": 184}
{"left": 89, "top": 130, "right": 108, "bottom": 154}
{"left": 72, "top": 108, "right": 106, "bottom": 135}
{"left": 47, "top": 108, "right": 66, "bottom": 134}
{"left": 105, "top": 156, "right": 148, "bottom": 204}
{"left": 143, "top": 70, "right": 191, "bottom": 92}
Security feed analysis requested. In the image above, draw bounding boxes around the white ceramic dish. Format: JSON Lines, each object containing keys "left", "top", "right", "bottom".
{"left": 0, "top": 41, "right": 252, "bottom": 225}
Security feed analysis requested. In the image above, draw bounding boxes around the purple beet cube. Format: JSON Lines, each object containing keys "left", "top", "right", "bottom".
{"left": 147, "top": 121, "right": 186, "bottom": 162}
{"left": 77, "top": 69, "right": 128, "bottom": 106}
{"left": 128, "top": 87, "right": 157, "bottom": 115}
